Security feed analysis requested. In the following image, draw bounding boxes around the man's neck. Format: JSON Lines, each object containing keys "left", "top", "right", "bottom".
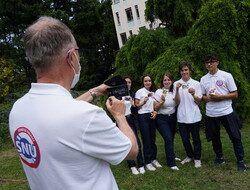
{"left": 182, "top": 77, "right": 190, "bottom": 82}
{"left": 209, "top": 68, "right": 219, "bottom": 75}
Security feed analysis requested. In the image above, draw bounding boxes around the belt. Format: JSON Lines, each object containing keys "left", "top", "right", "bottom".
{"left": 158, "top": 113, "right": 175, "bottom": 117}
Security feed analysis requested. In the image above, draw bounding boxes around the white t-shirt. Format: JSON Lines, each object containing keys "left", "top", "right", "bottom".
{"left": 173, "top": 78, "right": 202, "bottom": 123}
{"left": 200, "top": 69, "right": 237, "bottom": 117}
{"left": 135, "top": 88, "right": 155, "bottom": 114}
{"left": 122, "top": 96, "right": 132, "bottom": 116}
{"left": 154, "top": 89, "right": 176, "bottom": 115}
{"left": 9, "top": 83, "right": 131, "bottom": 190}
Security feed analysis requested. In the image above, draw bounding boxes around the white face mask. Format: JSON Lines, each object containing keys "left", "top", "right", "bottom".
{"left": 70, "top": 52, "right": 81, "bottom": 88}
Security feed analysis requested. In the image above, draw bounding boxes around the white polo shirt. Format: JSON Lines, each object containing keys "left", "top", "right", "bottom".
{"left": 200, "top": 69, "right": 237, "bottom": 117}
{"left": 135, "top": 87, "right": 154, "bottom": 114}
{"left": 9, "top": 83, "right": 131, "bottom": 190}
{"left": 173, "top": 78, "right": 202, "bottom": 123}
{"left": 154, "top": 89, "right": 176, "bottom": 115}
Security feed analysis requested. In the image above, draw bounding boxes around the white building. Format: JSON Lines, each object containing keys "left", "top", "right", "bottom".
{"left": 111, "top": 0, "right": 159, "bottom": 48}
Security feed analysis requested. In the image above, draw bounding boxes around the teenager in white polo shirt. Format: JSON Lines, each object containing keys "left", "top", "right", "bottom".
{"left": 173, "top": 61, "right": 202, "bottom": 168}
{"left": 200, "top": 53, "right": 246, "bottom": 171}
{"left": 154, "top": 72, "right": 180, "bottom": 171}
{"left": 135, "top": 74, "right": 162, "bottom": 171}
{"left": 9, "top": 16, "right": 138, "bottom": 190}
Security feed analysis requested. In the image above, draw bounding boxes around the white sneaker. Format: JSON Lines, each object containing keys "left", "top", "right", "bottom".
{"left": 175, "top": 157, "right": 181, "bottom": 161}
{"left": 130, "top": 167, "right": 139, "bottom": 175}
{"left": 170, "top": 166, "right": 179, "bottom": 171}
{"left": 152, "top": 160, "right": 162, "bottom": 168}
{"left": 146, "top": 163, "right": 156, "bottom": 171}
{"left": 194, "top": 160, "right": 201, "bottom": 168}
{"left": 138, "top": 166, "right": 145, "bottom": 174}
{"left": 181, "top": 157, "right": 192, "bottom": 165}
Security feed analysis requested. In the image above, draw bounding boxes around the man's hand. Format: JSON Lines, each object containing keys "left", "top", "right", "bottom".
{"left": 209, "top": 93, "right": 223, "bottom": 102}
{"left": 188, "top": 88, "right": 195, "bottom": 95}
{"left": 106, "top": 96, "right": 125, "bottom": 118}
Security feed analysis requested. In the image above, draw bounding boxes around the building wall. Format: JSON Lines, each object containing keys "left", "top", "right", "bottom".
{"left": 111, "top": 0, "right": 159, "bottom": 48}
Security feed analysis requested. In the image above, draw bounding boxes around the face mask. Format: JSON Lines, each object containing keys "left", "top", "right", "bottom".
{"left": 70, "top": 52, "right": 81, "bottom": 88}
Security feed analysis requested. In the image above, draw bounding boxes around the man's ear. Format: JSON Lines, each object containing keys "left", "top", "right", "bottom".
{"left": 66, "top": 49, "right": 74, "bottom": 66}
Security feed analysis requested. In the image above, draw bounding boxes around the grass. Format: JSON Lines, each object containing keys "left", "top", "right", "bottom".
{"left": 1, "top": 120, "right": 250, "bottom": 190}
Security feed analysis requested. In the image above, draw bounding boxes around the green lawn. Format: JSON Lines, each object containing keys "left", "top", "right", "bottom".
{"left": 1, "top": 120, "right": 250, "bottom": 190}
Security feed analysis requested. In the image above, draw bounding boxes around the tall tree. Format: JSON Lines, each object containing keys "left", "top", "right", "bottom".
{"left": 145, "top": 0, "right": 204, "bottom": 36}
{"left": 0, "top": 0, "right": 119, "bottom": 93}
{"left": 72, "top": 0, "right": 118, "bottom": 89}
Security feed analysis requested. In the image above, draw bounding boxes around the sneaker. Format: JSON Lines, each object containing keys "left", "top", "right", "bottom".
{"left": 237, "top": 160, "right": 247, "bottom": 171}
{"left": 146, "top": 163, "right": 156, "bottom": 171}
{"left": 181, "top": 157, "right": 192, "bottom": 165}
{"left": 152, "top": 160, "right": 162, "bottom": 168}
{"left": 175, "top": 157, "right": 181, "bottom": 161}
{"left": 138, "top": 166, "right": 145, "bottom": 174}
{"left": 214, "top": 157, "right": 225, "bottom": 165}
{"left": 170, "top": 166, "right": 179, "bottom": 171}
{"left": 194, "top": 160, "right": 201, "bottom": 168}
{"left": 130, "top": 167, "right": 139, "bottom": 175}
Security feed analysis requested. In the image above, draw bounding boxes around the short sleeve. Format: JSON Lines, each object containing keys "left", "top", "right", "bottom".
{"left": 200, "top": 77, "right": 206, "bottom": 95}
{"left": 226, "top": 73, "right": 237, "bottom": 92}
{"left": 154, "top": 89, "right": 161, "bottom": 102}
{"left": 82, "top": 108, "right": 131, "bottom": 165}
{"left": 135, "top": 90, "right": 140, "bottom": 100}
{"left": 195, "top": 82, "right": 202, "bottom": 98}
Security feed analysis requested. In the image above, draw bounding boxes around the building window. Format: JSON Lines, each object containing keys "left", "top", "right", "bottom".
{"left": 116, "top": 12, "right": 120, "bottom": 25}
{"left": 125, "top": 8, "right": 133, "bottom": 22}
{"left": 114, "top": 0, "right": 120, "bottom": 4}
{"left": 129, "top": 30, "right": 133, "bottom": 36}
{"left": 120, "top": 32, "right": 127, "bottom": 45}
{"left": 135, "top": 5, "right": 140, "bottom": 18}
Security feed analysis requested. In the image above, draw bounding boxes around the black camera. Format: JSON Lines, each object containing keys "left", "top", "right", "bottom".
{"left": 104, "top": 75, "right": 129, "bottom": 99}
{"left": 107, "top": 85, "right": 129, "bottom": 99}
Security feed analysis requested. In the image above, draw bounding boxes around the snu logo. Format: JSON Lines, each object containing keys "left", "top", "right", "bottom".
{"left": 14, "top": 127, "right": 41, "bottom": 168}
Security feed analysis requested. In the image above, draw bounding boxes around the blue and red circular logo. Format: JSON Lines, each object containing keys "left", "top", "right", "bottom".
{"left": 14, "top": 127, "right": 41, "bottom": 168}
{"left": 216, "top": 80, "right": 223, "bottom": 86}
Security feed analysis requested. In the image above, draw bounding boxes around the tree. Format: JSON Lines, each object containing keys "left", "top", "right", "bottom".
{"left": 113, "top": 28, "right": 174, "bottom": 88}
{"left": 0, "top": 0, "right": 119, "bottom": 94}
{"left": 145, "top": 0, "right": 204, "bottom": 36}
{"left": 70, "top": 0, "right": 119, "bottom": 90}
{"left": 0, "top": 58, "right": 15, "bottom": 98}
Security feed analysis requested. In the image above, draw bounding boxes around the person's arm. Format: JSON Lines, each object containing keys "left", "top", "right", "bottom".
{"left": 154, "top": 94, "right": 165, "bottom": 111}
{"left": 76, "top": 84, "right": 108, "bottom": 102}
{"left": 209, "top": 91, "right": 238, "bottom": 101}
{"left": 135, "top": 97, "right": 148, "bottom": 108}
{"left": 188, "top": 88, "right": 202, "bottom": 104}
{"left": 203, "top": 91, "right": 238, "bottom": 102}
{"left": 174, "top": 83, "right": 182, "bottom": 105}
{"left": 106, "top": 96, "right": 138, "bottom": 160}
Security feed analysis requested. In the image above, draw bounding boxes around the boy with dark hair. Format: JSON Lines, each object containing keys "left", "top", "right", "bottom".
{"left": 174, "top": 61, "right": 202, "bottom": 168}
{"left": 200, "top": 53, "right": 246, "bottom": 171}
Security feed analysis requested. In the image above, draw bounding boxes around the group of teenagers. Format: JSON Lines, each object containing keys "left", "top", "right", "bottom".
{"left": 122, "top": 53, "right": 246, "bottom": 175}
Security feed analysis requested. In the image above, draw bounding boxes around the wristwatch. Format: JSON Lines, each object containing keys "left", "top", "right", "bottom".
{"left": 89, "top": 89, "right": 97, "bottom": 100}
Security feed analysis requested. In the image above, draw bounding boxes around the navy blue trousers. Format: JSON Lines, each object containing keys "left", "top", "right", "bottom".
{"left": 157, "top": 113, "right": 177, "bottom": 167}
{"left": 205, "top": 112, "right": 244, "bottom": 161}
{"left": 138, "top": 113, "right": 157, "bottom": 164}
{"left": 179, "top": 122, "right": 201, "bottom": 160}
{"left": 126, "top": 115, "right": 144, "bottom": 168}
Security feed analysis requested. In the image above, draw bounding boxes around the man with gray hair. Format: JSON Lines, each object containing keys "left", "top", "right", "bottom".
{"left": 9, "top": 16, "right": 138, "bottom": 190}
